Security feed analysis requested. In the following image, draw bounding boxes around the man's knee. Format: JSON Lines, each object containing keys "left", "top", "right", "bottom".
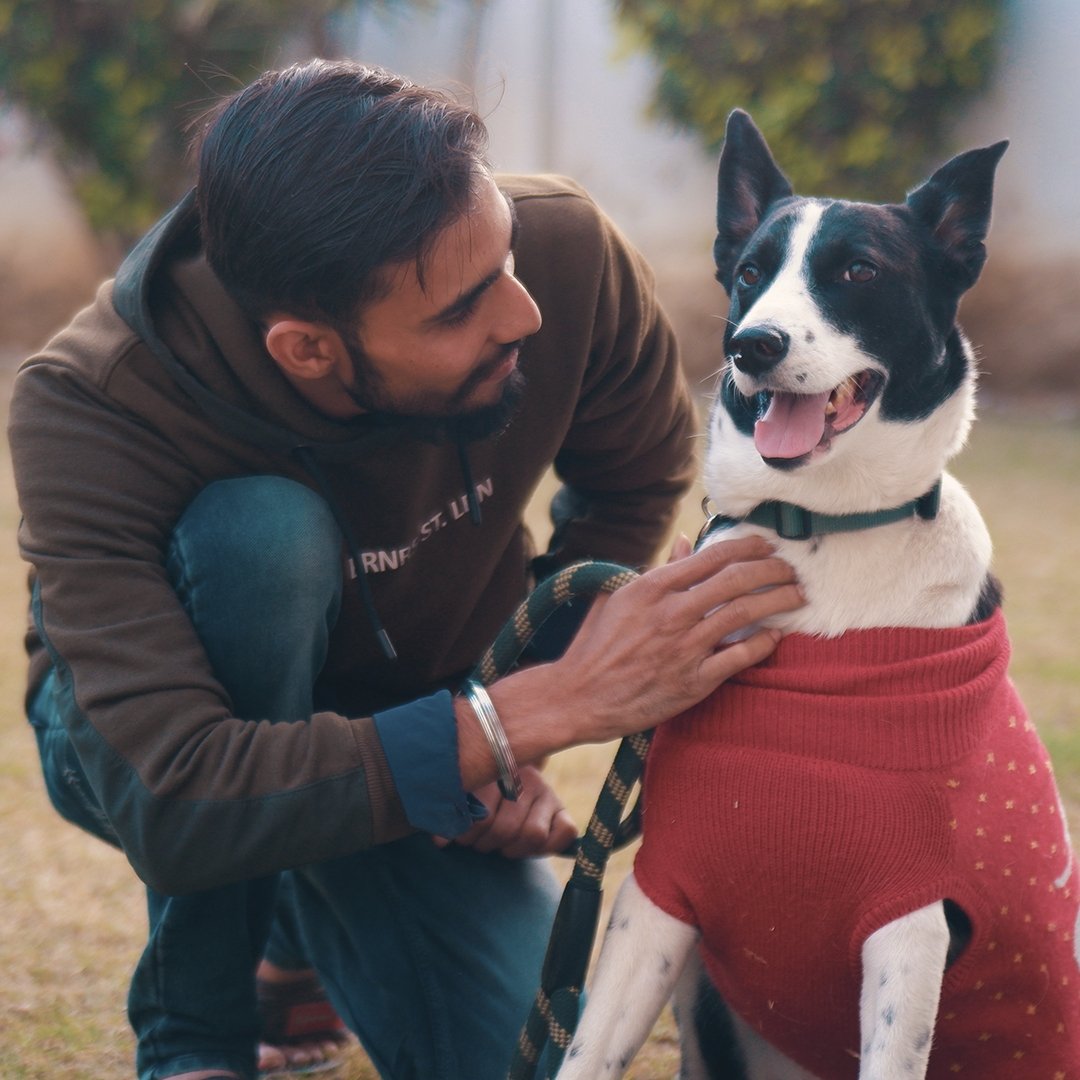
{"left": 168, "top": 476, "right": 343, "bottom": 621}
{"left": 166, "top": 478, "right": 344, "bottom": 715}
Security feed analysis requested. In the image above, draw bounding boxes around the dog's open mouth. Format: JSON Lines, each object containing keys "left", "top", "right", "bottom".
{"left": 753, "top": 370, "right": 885, "bottom": 464}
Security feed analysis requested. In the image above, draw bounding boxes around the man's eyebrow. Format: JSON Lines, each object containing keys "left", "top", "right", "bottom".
{"left": 505, "top": 192, "right": 520, "bottom": 249}
{"left": 425, "top": 194, "right": 520, "bottom": 326}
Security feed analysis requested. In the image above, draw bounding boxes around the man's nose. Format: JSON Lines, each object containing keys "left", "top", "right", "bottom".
{"left": 494, "top": 274, "right": 542, "bottom": 342}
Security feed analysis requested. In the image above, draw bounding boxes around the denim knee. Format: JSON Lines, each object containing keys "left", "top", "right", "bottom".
{"left": 166, "top": 476, "right": 343, "bottom": 719}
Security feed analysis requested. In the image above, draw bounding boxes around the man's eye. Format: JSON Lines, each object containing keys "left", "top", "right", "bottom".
{"left": 737, "top": 263, "right": 761, "bottom": 287}
{"left": 442, "top": 299, "right": 479, "bottom": 329}
{"left": 842, "top": 260, "right": 878, "bottom": 284}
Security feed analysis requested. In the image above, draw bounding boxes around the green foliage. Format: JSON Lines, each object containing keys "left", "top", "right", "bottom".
{"left": 614, "top": 0, "right": 1005, "bottom": 199}
{"left": 0, "top": 0, "right": 378, "bottom": 239}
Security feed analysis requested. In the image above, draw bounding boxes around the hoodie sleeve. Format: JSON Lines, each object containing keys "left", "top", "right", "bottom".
{"left": 8, "top": 328, "right": 448, "bottom": 895}
{"left": 513, "top": 179, "right": 699, "bottom": 575}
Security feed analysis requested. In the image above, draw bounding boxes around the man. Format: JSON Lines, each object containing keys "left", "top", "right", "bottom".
{"left": 9, "top": 59, "right": 801, "bottom": 1080}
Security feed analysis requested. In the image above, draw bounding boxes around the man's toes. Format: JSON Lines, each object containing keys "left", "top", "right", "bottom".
{"left": 257, "top": 1043, "right": 288, "bottom": 1071}
{"left": 281, "top": 1044, "right": 314, "bottom": 1067}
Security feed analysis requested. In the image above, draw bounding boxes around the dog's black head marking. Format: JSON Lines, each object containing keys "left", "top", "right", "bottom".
{"left": 714, "top": 109, "right": 796, "bottom": 290}
{"left": 712, "top": 110, "right": 1008, "bottom": 467}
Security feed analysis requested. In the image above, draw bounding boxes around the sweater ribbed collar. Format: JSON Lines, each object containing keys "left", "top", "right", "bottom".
{"left": 675, "top": 610, "right": 1013, "bottom": 770}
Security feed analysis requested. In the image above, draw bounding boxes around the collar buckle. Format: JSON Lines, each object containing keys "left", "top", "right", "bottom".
{"left": 916, "top": 480, "right": 942, "bottom": 520}
{"left": 769, "top": 501, "right": 813, "bottom": 541}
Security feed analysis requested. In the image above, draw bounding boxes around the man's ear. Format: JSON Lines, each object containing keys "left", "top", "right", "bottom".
{"left": 264, "top": 319, "right": 347, "bottom": 380}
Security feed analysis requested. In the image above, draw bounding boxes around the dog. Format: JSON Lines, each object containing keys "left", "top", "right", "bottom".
{"left": 555, "top": 111, "right": 1080, "bottom": 1078}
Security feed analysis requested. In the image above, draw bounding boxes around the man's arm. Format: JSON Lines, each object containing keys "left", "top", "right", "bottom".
{"left": 9, "top": 350, "right": 422, "bottom": 895}
{"left": 516, "top": 182, "right": 698, "bottom": 575}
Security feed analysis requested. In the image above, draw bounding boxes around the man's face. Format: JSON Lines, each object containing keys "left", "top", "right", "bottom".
{"left": 341, "top": 173, "right": 542, "bottom": 435}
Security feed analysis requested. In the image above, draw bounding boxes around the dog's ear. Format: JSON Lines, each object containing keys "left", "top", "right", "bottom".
{"left": 906, "top": 140, "right": 1009, "bottom": 289}
{"left": 714, "top": 110, "right": 794, "bottom": 290}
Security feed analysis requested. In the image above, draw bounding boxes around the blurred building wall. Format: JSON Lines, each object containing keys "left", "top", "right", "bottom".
{"left": 961, "top": 0, "right": 1080, "bottom": 260}
{"left": 346, "top": 0, "right": 1080, "bottom": 258}
{"left": 345, "top": 0, "right": 719, "bottom": 261}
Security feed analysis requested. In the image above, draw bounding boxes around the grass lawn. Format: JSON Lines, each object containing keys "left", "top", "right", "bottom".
{"left": 1, "top": 382, "right": 1077, "bottom": 1079}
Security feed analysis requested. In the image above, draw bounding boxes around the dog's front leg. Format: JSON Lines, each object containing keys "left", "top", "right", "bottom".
{"left": 858, "top": 901, "right": 949, "bottom": 1079}
{"left": 556, "top": 873, "right": 699, "bottom": 1080}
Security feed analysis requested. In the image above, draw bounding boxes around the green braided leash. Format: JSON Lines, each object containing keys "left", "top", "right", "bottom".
{"left": 466, "top": 560, "right": 649, "bottom": 1080}
{"left": 507, "top": 730, "right": 650, "bottom": 1079}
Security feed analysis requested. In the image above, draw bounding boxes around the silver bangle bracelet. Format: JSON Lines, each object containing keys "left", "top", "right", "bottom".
{"left": 462, "top": 680, "right": 523, "bottom": 802}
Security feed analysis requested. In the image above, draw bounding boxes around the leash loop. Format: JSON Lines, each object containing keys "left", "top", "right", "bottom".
{"left": 467, "top": 560, "right": 647, "bottom": 1080}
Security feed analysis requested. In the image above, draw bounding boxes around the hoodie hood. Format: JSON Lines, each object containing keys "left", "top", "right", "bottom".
{"left": 112, "top": 189, "right": 408, "bottom": 462}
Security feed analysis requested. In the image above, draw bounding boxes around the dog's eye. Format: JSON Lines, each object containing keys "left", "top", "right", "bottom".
{"left": 843, "top": 260, "right": 878, "bottom": 284}
{"left": 737, "top": 263, "right": 761, "bottom": 287}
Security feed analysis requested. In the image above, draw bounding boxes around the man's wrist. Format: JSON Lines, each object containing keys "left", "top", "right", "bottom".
{"left": 372, "top": 691, "right": 479, "bottom": 838}
{"left": 455, "top": 665, "right": 574, "bottom": 790}
{"left": 461, "top": 680, "right": 523, "bottom": 801}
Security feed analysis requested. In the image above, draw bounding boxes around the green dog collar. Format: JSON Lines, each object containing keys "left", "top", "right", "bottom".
{"left": 697, "top": 478, "right": 942, "bottom": 545}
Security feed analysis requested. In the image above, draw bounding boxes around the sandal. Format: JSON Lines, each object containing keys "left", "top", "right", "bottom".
{"left": 258, "top": 1062, "right": 341, "bottom": 1080}
{"left": 256, "top": 972, "right": 349, "bottom": 1078}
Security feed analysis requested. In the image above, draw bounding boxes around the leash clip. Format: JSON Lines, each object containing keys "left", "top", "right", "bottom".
{"left": 696, "top": 496, "right": 720, "bottom": 548}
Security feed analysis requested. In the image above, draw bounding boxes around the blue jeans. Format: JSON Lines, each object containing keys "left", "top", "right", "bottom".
{"left": 30, "top": 477, "right": 561, "bottom": 1079}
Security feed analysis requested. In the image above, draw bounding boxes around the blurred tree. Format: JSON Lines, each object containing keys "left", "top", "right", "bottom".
{"left": 0, "top": 0, "right": 419, "bottom": 240}
{"left": 613, "top": 0, "right": 1005, "bottom": 199}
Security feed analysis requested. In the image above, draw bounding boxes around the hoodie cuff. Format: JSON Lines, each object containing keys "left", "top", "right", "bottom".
{"left": 372, "top": 690, "right": 486, "bottom": 838}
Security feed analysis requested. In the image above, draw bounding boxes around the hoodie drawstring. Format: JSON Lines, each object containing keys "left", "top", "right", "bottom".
{"left": 456, "top": 439, "right": 483, "bottom": 525}
{"left": 294, "top": 442, "right": 484, "bottom": 663}
{"left": 295, "top": 447, "right": 398, "bottom": 661}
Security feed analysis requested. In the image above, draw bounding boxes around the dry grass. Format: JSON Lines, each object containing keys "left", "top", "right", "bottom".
{"left": 1, "top": 376, "right": 1078, "bottom": 1078}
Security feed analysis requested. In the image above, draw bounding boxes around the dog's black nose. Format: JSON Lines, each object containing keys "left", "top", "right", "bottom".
{"left": 728, "top": 327, "right": 790, "bottom": 376}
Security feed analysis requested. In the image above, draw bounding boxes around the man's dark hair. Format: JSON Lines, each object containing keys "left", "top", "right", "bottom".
{"left": 193, "top": 59, "right": 490, "bottom": 325}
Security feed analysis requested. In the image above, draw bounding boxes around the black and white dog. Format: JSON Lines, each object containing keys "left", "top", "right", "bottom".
{"left": 556, "top": 113, "right": 1080, "bottom": 1078}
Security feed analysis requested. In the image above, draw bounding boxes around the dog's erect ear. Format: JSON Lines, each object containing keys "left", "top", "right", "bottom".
{"left": 906, "top": 140, "right": 1009, "bottom": 289}
{"left": 714, "top": 110, "right": 794, "bottom": 289}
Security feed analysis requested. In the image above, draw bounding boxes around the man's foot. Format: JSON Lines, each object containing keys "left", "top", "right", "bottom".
{"left": 166, "top": 1072, "right": 242, "bottom": 1080}
{"left": 256, "top": 961, "right": 350, "bottom": 1077}
{"left": 258, "top": 1041, "right": 343, "bottom": 1077}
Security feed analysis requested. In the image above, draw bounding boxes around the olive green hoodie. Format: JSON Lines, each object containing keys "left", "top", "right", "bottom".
{"left": 8, "top": 174, "right": 696, "bottom": 894}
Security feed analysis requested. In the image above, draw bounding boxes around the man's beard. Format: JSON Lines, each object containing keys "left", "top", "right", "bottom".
{"left": 343, "top": 338, "right": 527, "bottom": 443}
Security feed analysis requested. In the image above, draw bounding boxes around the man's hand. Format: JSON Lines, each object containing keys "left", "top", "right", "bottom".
{"left": 435, "top": 765, "right": 578, "bottom": 858}
{"left": 456, "top": 532, "right": 804, "bottom": 790}
{"left": 542, "top": 532, "right": 802, "bottom": 742}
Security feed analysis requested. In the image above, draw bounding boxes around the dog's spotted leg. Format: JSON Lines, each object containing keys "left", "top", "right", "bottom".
{"left": 858, "top": 901, "right": 949, "bottom": 1079}
{"left": 556, "top": 873, "right": 699, "bottom": 1080}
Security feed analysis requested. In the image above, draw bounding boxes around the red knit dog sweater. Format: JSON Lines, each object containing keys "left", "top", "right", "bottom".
{"left": 634, "top": 610, "right": 1080, "bottom": 1077}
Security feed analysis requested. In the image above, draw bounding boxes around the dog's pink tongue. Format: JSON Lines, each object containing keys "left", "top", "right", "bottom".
{"left": 754, "top": 391, "right": 831, "bottom": 459}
